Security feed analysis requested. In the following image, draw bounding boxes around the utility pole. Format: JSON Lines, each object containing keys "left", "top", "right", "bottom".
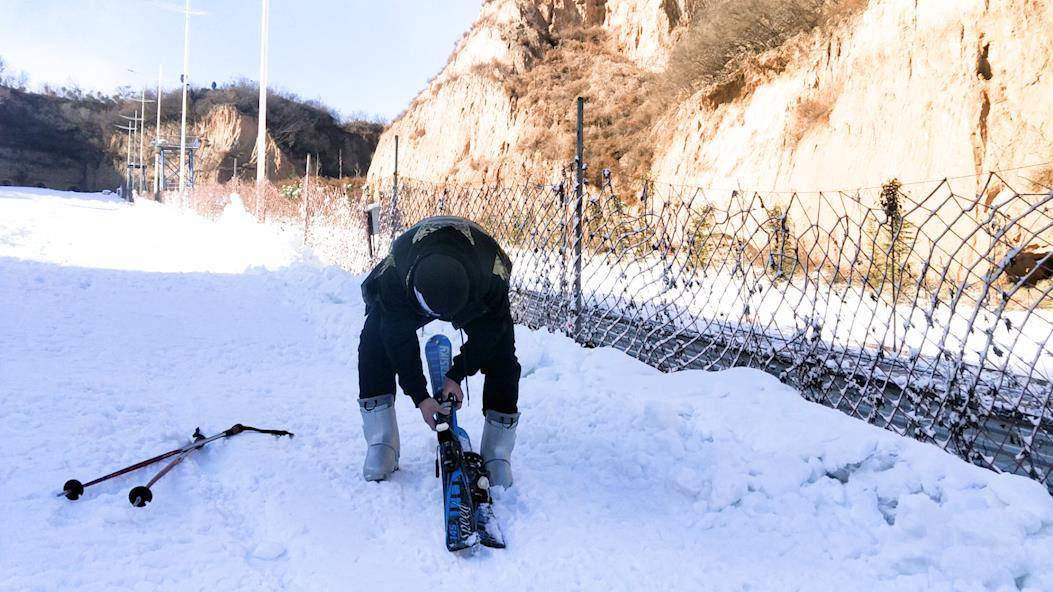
{"left": 116, "top": 118, "right": 136, "bottom": 201}
{"left": 255, "top": 0, "right": 270, "bottom": 218}
{"left": 119, "top": 111, "right": 144, "bottom": 196}
{"left": 124, "top": 69, "right": 153, "bottom": 196}
{"left": 338, "top": 148, "right": 342, "bottom": 181}
{"left": 129, "top": 114, "right": 136, "bottom": 193}
{"left": 138, "top": 87, "right": 153, "bottom": 194}
{"left": 136, "top": 109, "right": 143, "bottom": 194}
{"left": 390, "top": 135, "right": 399, "bottom": 238}
{"left": 178, "top": 0, "right": 191, "bottom": 193}
{"left": 303, "top": 153, "right": 311, "bottom": 243}
{"left": 139, "top": 88, "right": 146, "bottom": 176}
{"left": 155, "top": 65, "right": 162, "bottom": 194}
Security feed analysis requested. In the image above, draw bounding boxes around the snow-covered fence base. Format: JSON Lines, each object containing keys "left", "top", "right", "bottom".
{"left": 177, "top": 178, "right": 377, "bottom": 272}
{"left": 368, "top": 171, "right": 1053, "bottom": 493}
{"left": 186, "top": 168, "right": 1053, "bottom": 492}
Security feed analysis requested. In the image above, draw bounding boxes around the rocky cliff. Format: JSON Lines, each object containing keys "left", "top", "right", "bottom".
{"left": 165, "top": 103, "right": 293, "bottom": 183}
{"left": 652, "top": 0, "right": 1053, "bottom": 195}
{"left": 368, "top": 0, "right": 1053, "bottom": 198}
{"left": 368, "top": 0, "right": 687, "bottom": 183}
{"left": 0, "top": 86, "right": 122, "bottom": 190}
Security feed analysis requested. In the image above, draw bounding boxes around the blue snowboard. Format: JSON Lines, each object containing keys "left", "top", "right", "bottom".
{"left": 425, "top": 334, "right": 505, "bottom": 550}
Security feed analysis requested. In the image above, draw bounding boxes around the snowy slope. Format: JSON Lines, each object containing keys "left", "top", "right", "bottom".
{"left": 1, "top": 187, "right": 1052, "bottom": 592}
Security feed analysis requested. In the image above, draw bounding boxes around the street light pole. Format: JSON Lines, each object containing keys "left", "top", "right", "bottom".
{"left": 139, "top": 86, "right": 147, "bottom": 193}
{"left": 255, "top": 0, "right": 270, "bottom": 218}
{"left": 155, "top": 65, "right": 162, "bottom": 194}
{"left": 178, "top": 0, "right": 191, "bottom": 193}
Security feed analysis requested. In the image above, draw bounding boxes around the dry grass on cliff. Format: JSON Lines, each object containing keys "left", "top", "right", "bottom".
{"left": 662, "top": 0, "right": 867, "bottom": 104}
{"left": 1030, "top": 167, "right": 1053, "bottom": 193}
{"left": 505, "top": 27, "right": 664, "bottom": 190}
{"left": 492, "top": 1, "right": 868, "bottom": 189}
{"left": 786, "top": 88, "right": 838, "bottom": 145}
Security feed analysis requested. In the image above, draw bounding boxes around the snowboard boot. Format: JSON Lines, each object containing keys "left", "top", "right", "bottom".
{"left": 480, "top": 410, "right": 519, "bottom": 488}
{"left": 359, "top": 394, "right": 399, "bottom": 481}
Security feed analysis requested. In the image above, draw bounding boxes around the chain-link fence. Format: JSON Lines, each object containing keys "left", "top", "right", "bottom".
{"left": 183, "top": 163, "right": 1053, "bottom": 492}
{"left": 369, "top": 167, "right": 1053, "bottom": 492}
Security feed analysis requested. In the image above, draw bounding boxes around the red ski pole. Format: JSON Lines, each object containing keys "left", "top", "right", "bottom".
{"left": 59, "top": 445, "right": 190, "bottom": 500}
{"left": 128, "top": 424, "right": 293, "bottom": 507}
{"left": 59, "top": 424, "right": 293, "bottom": 502}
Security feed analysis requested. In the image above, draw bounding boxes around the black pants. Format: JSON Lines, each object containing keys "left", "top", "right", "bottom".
{"left": 357, "top": 312, "right": 521, "bottom": 414}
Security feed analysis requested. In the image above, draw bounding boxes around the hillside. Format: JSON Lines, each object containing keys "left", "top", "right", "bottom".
{"left": 366, "top": 0, "right": 1053, "bottom": 195}
{"left": 0, "top": 83, "right": 383, "bottom": 192}
{"left": 0, "top": 86, "right": 123, "bottom": 191}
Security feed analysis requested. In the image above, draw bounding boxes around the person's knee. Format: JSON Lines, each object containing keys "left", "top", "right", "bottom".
{"left": 482, "top": 359, "right": 520, "bottom": 412}
{"left": 484, "top": 398, "right": 518, "bottom": 415}
{"left": 482, "top": 355, "right": 520, "bottom": 381}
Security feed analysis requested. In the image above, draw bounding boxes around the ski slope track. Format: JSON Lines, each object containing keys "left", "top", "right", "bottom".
{"left": 2, "top": 187, "right": 1052, "bottom": 591}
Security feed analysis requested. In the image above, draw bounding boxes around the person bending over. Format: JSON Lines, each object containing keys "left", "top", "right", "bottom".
{"left": 357, "top": 216, "right": 521, "bottom": 487}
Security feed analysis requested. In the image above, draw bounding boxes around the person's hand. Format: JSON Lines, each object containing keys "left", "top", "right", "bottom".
{"left": 418, "top": 398, "right": 445, "bottom": 431}
{"left": 442, "top": 378, "right": 464, "bottom": 409}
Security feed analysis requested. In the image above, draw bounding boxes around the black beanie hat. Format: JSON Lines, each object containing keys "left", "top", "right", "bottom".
{"left": 412, "top": 254, "right": 469, "bottom": 319}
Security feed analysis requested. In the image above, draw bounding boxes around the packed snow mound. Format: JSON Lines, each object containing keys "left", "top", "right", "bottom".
{"left": 0, "top": 186, "right": 305, "bottom": 273}
{"left": 1, "top": 187, "right": 1051, "bottom": 591}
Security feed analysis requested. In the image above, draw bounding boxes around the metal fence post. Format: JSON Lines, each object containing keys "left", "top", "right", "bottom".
{"left": 557, "top": 177, "right": 568, "bottom": 330}
{"left": 390, "top": 135, "right": 400, "bottom": 238}
{"left": 303, "top": 153, "right": 310, "bottom": 244}
{"left": 573, "top": 96, "right": 585, "bottom": 340}
{"left": 365, "top": 201, "right": 380, "bottom": 261}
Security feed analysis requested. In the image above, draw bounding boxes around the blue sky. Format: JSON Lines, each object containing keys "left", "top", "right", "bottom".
{"left": 0, "top": 0, "right": 482, "bottom": 120}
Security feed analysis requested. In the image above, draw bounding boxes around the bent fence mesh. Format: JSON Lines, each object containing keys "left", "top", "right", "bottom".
{"left": 191, "top": 167, "right": 1053, "bottom": 491}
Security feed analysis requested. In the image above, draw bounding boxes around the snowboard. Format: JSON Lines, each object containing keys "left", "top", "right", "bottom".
{"left": 425, "top": 334, "right": 505, "bottom": 551}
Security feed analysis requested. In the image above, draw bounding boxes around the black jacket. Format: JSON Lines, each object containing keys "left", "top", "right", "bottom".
{"left": 361, "top": 216, "right": 513, "bottom": 405}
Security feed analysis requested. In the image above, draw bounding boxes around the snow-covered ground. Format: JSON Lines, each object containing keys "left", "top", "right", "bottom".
{"left": 2, "top": 187, "right": 1052, "bottom": 592}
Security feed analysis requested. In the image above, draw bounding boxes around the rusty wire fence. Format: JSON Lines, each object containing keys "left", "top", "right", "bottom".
{"left": 184, "top": 165, "right": 1053, "bottom": 491}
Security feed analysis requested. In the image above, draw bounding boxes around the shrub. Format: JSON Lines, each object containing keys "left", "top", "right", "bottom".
{"left": 866, "top": 179, "right": 916, "bottom": 302}
{"left": 764, "top": 204, "right": 799, "bottom": 283}
{"left": 685, "top": 204, "right": 717, "bottom": 272}
{"left": 661, "top": 0, "right": 861, "bottom": 103}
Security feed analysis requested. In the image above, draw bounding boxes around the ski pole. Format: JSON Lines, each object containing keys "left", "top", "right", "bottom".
{"left": 59, "top": 439, "right": 196, "bottom": 500}
{"left": 127, "top": 429, "right": 208, "bottom": 507}
{"left": 59, "top": 424, "right": 293, "bottom": 502}
{"left": 128, "top": 423, "right": 293, "bottom": 507}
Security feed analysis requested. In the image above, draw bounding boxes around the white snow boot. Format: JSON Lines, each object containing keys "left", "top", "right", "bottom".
{"left": 359, "top": 394, "right": 399, "bottom": 481}
{"left": 480, "top": 410, "right": 519, "bottom": 488}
